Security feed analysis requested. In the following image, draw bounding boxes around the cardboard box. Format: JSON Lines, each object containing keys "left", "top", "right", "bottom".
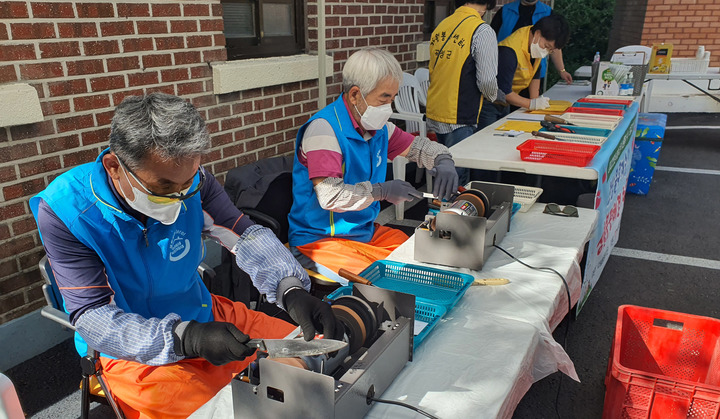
{"left": 626, "top": 113, "right": 667, "bottom": 195}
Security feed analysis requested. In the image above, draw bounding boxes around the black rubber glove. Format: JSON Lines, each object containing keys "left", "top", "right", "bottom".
{"left": 284, "top": 288, "right": 344, "bottom": 341}
{"left": 178, "top": 320, "right": 256, "bottom": 366}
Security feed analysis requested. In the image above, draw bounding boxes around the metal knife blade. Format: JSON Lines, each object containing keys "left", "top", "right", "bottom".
{"left": 246, "top": 338, "right": 348, "bottom": 358}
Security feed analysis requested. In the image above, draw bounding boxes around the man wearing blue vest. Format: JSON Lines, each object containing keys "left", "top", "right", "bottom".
{"left": 289, "top": 48, "right": 459, "bottom": 276}
{"left": 30, "top": 93, "right": 342, "bottom": 418}
{"left": 491, "top": 0, "right": 572, "bottom": 85}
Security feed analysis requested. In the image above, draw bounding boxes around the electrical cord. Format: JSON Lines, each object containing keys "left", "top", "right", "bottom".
{"left": 492, "top": 244, "right": 572, "bottom": 419}
{"left": 368, "top": 397, "right": 440, "bottom": 419}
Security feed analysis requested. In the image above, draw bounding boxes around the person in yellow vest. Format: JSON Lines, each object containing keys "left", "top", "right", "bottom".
{"left": 485, "top": 14, "right": 570, "bottom": 123}
{"left": 426, "top": 0, "right": 501, "bottom": 186}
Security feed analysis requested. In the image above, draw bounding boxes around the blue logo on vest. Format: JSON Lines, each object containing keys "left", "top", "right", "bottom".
{"left": 169, "top": 230, "right": 191, "bottom": 262}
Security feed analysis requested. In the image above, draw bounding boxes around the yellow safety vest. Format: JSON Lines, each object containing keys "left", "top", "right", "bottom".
{"left": 427, "top": 6, "right": 485, "bottom": 125}
{"left": 498, "top": 26, "right": 541, "bottom": 94}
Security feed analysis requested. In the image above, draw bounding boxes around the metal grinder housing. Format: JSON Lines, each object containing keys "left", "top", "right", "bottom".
{"left": 414, "top": 181, "right": 514, "bottom": 270}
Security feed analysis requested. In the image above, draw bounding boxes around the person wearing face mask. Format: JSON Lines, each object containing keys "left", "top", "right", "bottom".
{"left": 491, "top": 0, "right": 573, "bottom": 86}
{"left": 288, "top": 48, "right": 459, "bottom": 275}
{"left": 486, "top": 14, "right": 570, "bottom": 122}
{"left": 29, "top": 93, "right": 343, "bottom": 418}
{"left": 425, "top": 0, "right": 501, "bottom": 186}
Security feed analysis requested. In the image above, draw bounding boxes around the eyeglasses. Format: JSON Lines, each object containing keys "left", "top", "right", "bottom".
{"left": 116, "top": 156, "right": 204, "bottom": 205}
{"left": 543, "top": 203, "right": 578, "bottom": 217}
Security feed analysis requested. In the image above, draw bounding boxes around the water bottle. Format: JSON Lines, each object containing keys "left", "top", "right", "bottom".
{"left": 593, "top": 51, "right": 601, "bottom": 63}
{"left": 626, "top": 73, "right": 634, "bottom": 95}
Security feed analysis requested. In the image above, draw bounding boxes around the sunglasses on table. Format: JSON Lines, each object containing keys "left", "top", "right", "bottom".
{"left": 117, "top": 156, "right": 205, "bottom": 205}
{"left": 543, "top": 203, "right": 579, "bottom": 217}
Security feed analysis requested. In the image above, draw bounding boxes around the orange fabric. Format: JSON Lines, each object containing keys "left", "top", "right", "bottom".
{"left": 99, "top": 294, "right": 296, "bottom": 419}
{"left": 295, "top": 224, "right": 409, "bottom": 275}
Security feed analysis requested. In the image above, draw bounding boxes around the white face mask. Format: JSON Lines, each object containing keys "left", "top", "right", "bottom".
{"left": 119, "top": 164, "right": 187, "bottom": 225}
{"left": 530, "top": 36, "right": 550, "bottom": 59}
{"left": 355, "top": 92, "right": 393, "bottom": 131}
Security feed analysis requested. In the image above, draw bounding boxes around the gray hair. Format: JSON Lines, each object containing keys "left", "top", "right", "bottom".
{"left": 109, "top": 93, "right": 210, "bottom": 169}
{"left": 342, "top": 48, "right": 403, "bottom": 96}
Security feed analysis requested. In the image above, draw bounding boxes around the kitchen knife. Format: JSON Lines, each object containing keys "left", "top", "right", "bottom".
{"left": 246, "top": 338, "right": 348, "bottom": 358}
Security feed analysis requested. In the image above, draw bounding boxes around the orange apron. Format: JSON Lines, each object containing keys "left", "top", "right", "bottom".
{"left": 100, "top": 294, "right": 296, "bottom": 419}
{"left": 295, "top": 224, "right": 409, "bottom": 275}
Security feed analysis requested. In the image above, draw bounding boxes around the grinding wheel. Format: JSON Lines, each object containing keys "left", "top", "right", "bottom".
{"left": 458, "top": 188, "right": 490, "bottom": 218}
{"left": 332, "top": 295, "right": 378, "bottom": 349}
{"left": 331, "top": 304, "right": 365, "bottom": 354}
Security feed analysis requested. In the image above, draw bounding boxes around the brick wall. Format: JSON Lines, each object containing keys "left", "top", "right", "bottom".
{"left": 641, "top": 0, "right": 720, "bottom": 65}
{"left": 0, "top": 0, "right": 424, "bottom": 324}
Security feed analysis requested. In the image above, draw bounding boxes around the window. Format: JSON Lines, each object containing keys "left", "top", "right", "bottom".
{"left": 423, "top": 1, "right": 454, "bottom": 41}
{"left": 221, "top": 0, "right": 304, "bottom": 60}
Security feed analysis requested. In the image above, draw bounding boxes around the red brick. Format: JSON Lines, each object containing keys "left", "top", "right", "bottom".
{"left": 212, "top": 132, "right": 233, "bottom": 148}
{"left": 211, "top": 3, "right": 222, "bottom": 17}
{"left": 142, "top": 54, "right": 172, "bottom": 68}
{"left": 0, "top": 235, "right": 35, "bottom": 260}
{"left": 152, "top": 3, "right": 181, "bottom": 17}
{"left": 40, "top": 41, "right": 80, "bottom": 59}
{"left": 112, "top": 89, "right": 143, "bottom": 106}
{"left": 82, "top": 127, "right": 110, "bottom": 145}
{"left": 174, "top": 51, "right": 201, "bottom": 65}
{"left": 19, "top": 62, "right": 63, "bottom": 80}
{"left": 9, "top": 120, "right": 54, "bottom": 141}
{"left": 18, "top": 248, "right": 44, "bottom": 270}
{"left": 171, "top": 20, "right": 198, "bottom": 33}
{"left": 199, "top": 19, "right": 223, "bottom": 32}
{"left": 39, "top": 133, "right": 79, "bottom": 153}
{"left": 31, "top": 2, "right": 74, "bottom": 18}
{"left": 107, "top": 56, "right": 139, "bottom": 72}
{"left": 95, "top": 110, "right": 114, "bottom": 126}
{"left": 0, "top": 64, "right": 16, "bottom": 83}
{"left": 76, "top": 3, "right": 115, "bottom": 18}
{"left": 144, "top": 85, "right": 175, "bottom": 96}
{"left": 63, "top": 148, "right": 99, "bottom": 167}
{"left": 0, "top": 44, "right": 36, "bottom": 61}
{"left": 0, "top": 259, "right": 18, "bottom": 278}
{"left": 161, "top": 68, "right": 189, "bottom": 82}
{"left": 0, "top": 22, "right": 7, "bottom": 40}
{"left": 128, "top": 71, "right": 159, "bottom": 87}
{"left": 40, "top": 99, "right": 71, "bottom": 116}
{"left": 0, "top": 165, "right": 16, "bottom": 183}
{"left": 177, "top": 80, "right": 204, "bottom": 95}
{"left": 0, "top": 202, "right": 27, "bottom": 221}
{"left": 0, "top": 2, "right": 28, "bottom": 18}
{"left": 49, "top": 79, "right": 88, "bottom": 97}
{"left": 58, "top": 22, "right": 98, "bottom": 38}
{"left": 73, "top": 94, "right": 111, "bottom": 112}
{"left": 100, "top": 21, "right": 135, "bottom": 37}
{"left": 123, "top": 37, "right": 154, "bottom": 53}
{"left": 56, "top": 114, "right": 95, "bottom": 133}
{"left": 137, "top": 20, "right": 168, "bottom": 34}
{"left": 187, "top": 35, "right": 212, "bottom": 48}
{"left": 202, "top": 48, "right": 226, "bottom": 62}
{"left": 183, "top": 3, "right": 209, "bottom": 16}
{"left": 18, "top": 156, "right": 62, "bottom": 177}
{"left": 3, "top": 178, "right": 46, "bottom": 199}
{"left": 190, "top": 65, "right": 211, "bottom": 79}
{"left": 84, "top": 40, "right": 120, "bottom": 56}
{"left": 213, "top": 34, "right": 225, "bottom": 47}
{"left": 117, "top": 3, "right": 149, "bottom": 17}
{"left": 90, "top": 75, "right": 126, "bottom": 92}
{"left": 0, "top": 143, "right": 37, "bottom": 167}
{"left": 155, "top": 36, "right": 185, "bottom": 50}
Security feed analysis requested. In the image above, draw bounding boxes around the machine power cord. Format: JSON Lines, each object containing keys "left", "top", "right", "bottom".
{"left": 492, "top": 244, "right": 572, "bottom": 419}
{"left": 368, "top": 397, "right": 440, "bottom": 419}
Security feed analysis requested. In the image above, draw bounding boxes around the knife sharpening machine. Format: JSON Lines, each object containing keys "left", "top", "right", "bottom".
{"left": 232, "top": 284, "right": 415, "bottom": 419}
{"left": 414, "top": 181, "right": 514, "bottom": 270}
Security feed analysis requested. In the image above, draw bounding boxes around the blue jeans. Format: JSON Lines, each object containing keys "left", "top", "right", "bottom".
{"left": 436, "top": 125, "right": 478, "bottom": 186}
{"left": 477, "top": 100, "right": 510, "bottom": 129}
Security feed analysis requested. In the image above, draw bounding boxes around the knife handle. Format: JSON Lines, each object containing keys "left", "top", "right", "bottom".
{"left": 246, "top": 339, "right": 264, "bottom": 349}
{"left": 544, "top": 115, "right": 571, "bottom": 125}
{"left": 532, "top": 130, "right": 556, "bottom": 140}
{"left": 338, "top": 268, "right": 374, "bottom": 286}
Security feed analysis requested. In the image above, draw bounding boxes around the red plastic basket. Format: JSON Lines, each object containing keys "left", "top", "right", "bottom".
{"left": 516, "top": 139, "right": 601, "bottom": 167}
{"left": 603, "top": 305, "right": 720, "bottom": 419}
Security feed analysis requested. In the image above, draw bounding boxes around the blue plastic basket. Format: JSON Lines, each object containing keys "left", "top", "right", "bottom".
{"left": 356, "top": 260, "right": 474, "bottom": 311}
{"left": 326, "top": 286, "right": 447, "bottom": 347}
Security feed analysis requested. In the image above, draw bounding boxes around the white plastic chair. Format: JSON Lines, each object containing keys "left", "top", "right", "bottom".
{"left": 389, "top": 73, "right": 432, "bottom": 220}
{"left": 0, "top": 373, "right": 24, "bottom": 419}
{"left": 414, "top": 68, "right": 430, "bottom": 107}
{"left": 612, "top": 45, "right": 652, "bottom": 65}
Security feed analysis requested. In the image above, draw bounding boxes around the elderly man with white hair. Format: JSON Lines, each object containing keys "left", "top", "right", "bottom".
{"left": 288, "top": 48, "right": 458, "bottom": 275}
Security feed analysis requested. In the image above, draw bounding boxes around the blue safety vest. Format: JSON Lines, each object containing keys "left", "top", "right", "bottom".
{"left": 288, "top": 96, "right": 389, "bottom": 247}
{"left": 30, "top": 148, "right": 211, "bottom": 357}
{"left": 496, "top": 1, "right": 552, "bottom": 78}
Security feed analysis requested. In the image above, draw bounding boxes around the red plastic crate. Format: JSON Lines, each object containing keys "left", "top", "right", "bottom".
{"left": 603, "top": 305, "right": 720, "bottom": 419}
{"left": 516, "top": 139, "right": 601, "bottom": 167}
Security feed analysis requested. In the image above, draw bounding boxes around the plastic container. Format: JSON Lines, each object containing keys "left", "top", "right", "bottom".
{"left": 627, "top": 113, "right": 667, "bottom": 195}
{"left": 517, "top": 139, "right": 601, "bottom": 167}
{"left": 671, "top": 57, "right": 710, "bottom": 73}
{"left": 602, "top": 305, "right": 720, "bottom": 419}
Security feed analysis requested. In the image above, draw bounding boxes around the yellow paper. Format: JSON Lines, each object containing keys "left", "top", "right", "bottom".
{"left": 497, "top": 121, "right": 542, "bottom": 132}
{"left": 527, "top": 100, "right": 572, "bottom": 114}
